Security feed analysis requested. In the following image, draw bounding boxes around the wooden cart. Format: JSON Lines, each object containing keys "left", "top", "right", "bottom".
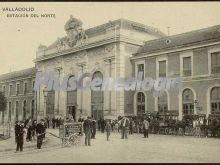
{"left": 59, "top": 122, "right": 83, "bottom": 147}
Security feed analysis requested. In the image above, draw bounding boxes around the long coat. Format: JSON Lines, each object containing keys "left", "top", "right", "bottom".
{"left": 15, "top": 124, "right": 24, "bottom": 143}
{"left": 36, "top": 123, "right": 46, "bottom": 138}
{"left": 83, "top": 119, "right": 92, "bottom": 133}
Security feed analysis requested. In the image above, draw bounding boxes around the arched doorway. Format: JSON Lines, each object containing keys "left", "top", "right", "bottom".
{"left": 182, "top": 88, "right": 194, "bottom": 115}
{"left": 67, "top": 75, "right": 77, "bottom": 120}
{"left": 158, "top": 92, "right": 168, "bottom": 114}
{"left": 137, "top": 92, "right": 145, "bottom": 115}
{"left": 91, "top": 71, "right": 104, "bottom": 120}
{"left": 210, "top": 87, "right": 220, "bottom": 114}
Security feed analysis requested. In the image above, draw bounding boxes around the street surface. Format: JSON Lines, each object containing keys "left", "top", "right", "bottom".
{"left": 0, "top": 129, "right": 220, "bottom": 163}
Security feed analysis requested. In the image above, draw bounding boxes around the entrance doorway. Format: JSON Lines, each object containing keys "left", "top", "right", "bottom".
{"left": 91, "top": 71, "right": 104, "bottom": 120}
{"left": 91, "top": 105, "right": 104, "bottom": 120}
{"left": 67, "top": 106, "right": 76, "bottom": 121}
{"left": 182, "top": 88, "right": 194, "bottom": 116}
{"left": 46, "top": 91, "right": 55, "bottom": 118}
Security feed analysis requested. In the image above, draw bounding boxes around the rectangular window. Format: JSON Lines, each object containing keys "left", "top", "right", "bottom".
{"left": 32, "top": 81, "right": 35, "bottom": 92}
{"left": 2, "top": 86, "right": 6, "bottom": 95}
{"left": 183, "top": 56, "right": 192, "bottom": 76}
{"left": 137, "top": 64, "right": 144, "bottom": 78}
{"left": 15, "top": 101, "right": 19, "bottom": 120}
{"left": 159, "top": 60, "right": 166, "bottom": 77}
{"left": 211, "top": 52, "right": 220, "bottom": 74}
{"left": 8, "top": 102, "right": 12, "bottom": 121}
{"left": 24, "top": 82, "right": 27, "bottom": 94}
{"left": 16, "top": 84, "right": 20, "bottom": 95}
{"left": 9, "top": 85, "right": 13, "bottom": 96}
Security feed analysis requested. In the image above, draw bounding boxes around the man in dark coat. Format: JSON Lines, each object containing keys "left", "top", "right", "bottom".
{"left": 98, "top": 119, "right": 101, "bottom": 131}
{"left": 83, "top": 116, "right": 92, "bottom": 146}
{"left": 91, "top": 119, "right": 96, "bottom": 139}
{"left": 46, "top": 117, "right": 50, "bottom": 128}
{"left": 32, "top": 120, "right": 37, "bottom": 140}
{"left": 52, "top": 117, "right": 55, "bottom": 129}
{"left": 15, "top": 121, "right": 25, "bottom": 152}
{"left": 14, "top": 121, "right": 19, "bottom": 144}
{"left": 120, "top": 116, "right": 130, "bottom": 139}
{"left": 36, "top": 119, "right": 46, "bottom": 149}
{"left": 101, "top": 118, "right": 105, "bottom": 133}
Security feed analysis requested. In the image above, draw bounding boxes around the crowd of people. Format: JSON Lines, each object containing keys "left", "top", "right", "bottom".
{"left": 13, "top": 114, "right": 220, "bottom": 151}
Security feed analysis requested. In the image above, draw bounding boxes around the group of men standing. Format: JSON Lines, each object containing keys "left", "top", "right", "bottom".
{"left": 82, "top": 116, "right": 150, "bottom": 146}
{"left": 15, "top": 119, "right": 47, "bottom": 152}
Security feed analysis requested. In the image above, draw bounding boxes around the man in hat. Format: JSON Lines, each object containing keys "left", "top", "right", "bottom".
{"left": 15, "top": 121, "right": 25, "bottom": 152}
{"left": 83, "top": 116, "right": 92, "bottom": 146}
{"left": 143, "top": 118, "right": 150, "bottom": 138}
{"left": 91, "top": 119, "right": 96, "bottom": 139}
{"left": 36, "top": 119, "right": 46, "bottom": 149}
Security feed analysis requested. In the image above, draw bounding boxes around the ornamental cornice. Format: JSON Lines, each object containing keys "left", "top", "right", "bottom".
{"left": 34, "top": 35, "right": 143, "bottom": 63}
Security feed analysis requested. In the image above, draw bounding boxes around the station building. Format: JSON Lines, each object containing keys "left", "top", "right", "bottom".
{"left": 0, "top": 16, "right": 220, "bottom": 122}
{"left": 131, "top": 24, "right": 220, "bottom": 120}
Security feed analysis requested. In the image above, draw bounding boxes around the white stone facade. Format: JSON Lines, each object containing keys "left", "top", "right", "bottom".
{"left": 34, "top": 17, "right": 164, "bottom": 121}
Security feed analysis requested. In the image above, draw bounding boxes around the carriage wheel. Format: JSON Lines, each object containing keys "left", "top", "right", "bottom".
{"left": 62, "top": 138, "right": 70, "bottom": 147}
{"left": 69, "top": 134, "right": 78, "bottom": 145}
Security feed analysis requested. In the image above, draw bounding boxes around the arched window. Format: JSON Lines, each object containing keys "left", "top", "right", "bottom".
{"left": 91, "top": 71, "right": 104, "bottom": 120}
{"left": 137, "top": 92, "right": 145, "bottom": 115}
{"left": 182, "top": 88, "right": 194, "bottom": 115}
{"left": 210, "top": 87, "right": 220, "bottom": 114}
{"left": 158, "top": 92, "right": 168, "bottom": 114}
{"left": 46, "top": 91, "right": 55, "bottom": 117}
{"left": 67, "top": 75, "right": 77, "bottom": 120}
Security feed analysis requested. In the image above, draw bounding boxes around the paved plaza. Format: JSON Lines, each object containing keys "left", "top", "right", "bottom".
{"left": 0, "top": 129, "right": 220, "bottom": 163}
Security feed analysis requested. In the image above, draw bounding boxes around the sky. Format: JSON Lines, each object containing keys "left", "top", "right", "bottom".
{"left": 0, "top": 2, "right": 220, "bottom": 75}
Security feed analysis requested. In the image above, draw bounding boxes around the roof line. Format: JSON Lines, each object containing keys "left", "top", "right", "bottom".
{"left": 144, "top": 23, "right": 220, "bottom": 44}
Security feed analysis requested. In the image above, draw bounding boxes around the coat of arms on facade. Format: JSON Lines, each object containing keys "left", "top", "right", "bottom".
{"left": 64, "top": 15, "right": 88, "bottom": 47}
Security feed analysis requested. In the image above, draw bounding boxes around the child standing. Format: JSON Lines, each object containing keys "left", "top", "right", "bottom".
{"left": 105, "top": 120, "right": 111, "bottom": 141}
